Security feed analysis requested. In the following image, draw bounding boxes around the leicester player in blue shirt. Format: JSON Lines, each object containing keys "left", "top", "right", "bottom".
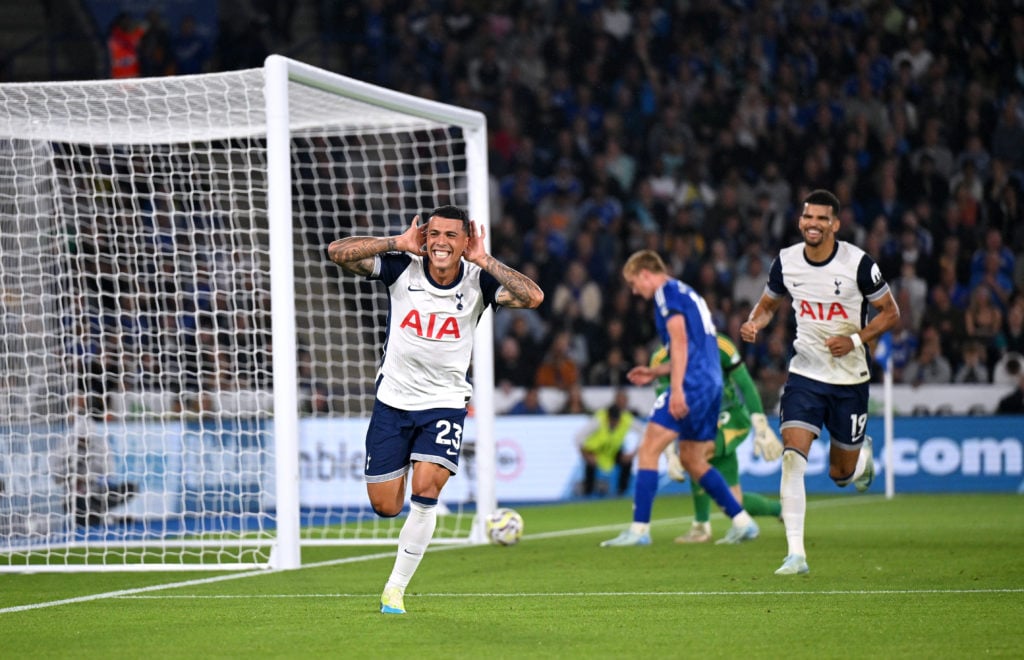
{"left": 601, "top": 250, "right": 760, "bottom": 546}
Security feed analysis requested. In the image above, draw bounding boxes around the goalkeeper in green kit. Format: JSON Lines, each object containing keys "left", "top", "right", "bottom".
{"left": 649, "top": 333, "right": 783, "bottom": 543}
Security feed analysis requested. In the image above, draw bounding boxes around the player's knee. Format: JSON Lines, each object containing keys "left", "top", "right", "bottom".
{"left": 368, "top": 491, "right": 403, "bottom": 517}
{"left": 831, "top": 467, "right": 855, "bottom": 488}
{"left": 372, "top": 503, "right": 402, "bottom": 518}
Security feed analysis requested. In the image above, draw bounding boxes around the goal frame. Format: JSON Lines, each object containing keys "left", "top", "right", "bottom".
{"left": 0, "top": 55, "right": 495, "bottom": 572}
{"left": 264, "top": 56, "right": 496, "bottom": 569}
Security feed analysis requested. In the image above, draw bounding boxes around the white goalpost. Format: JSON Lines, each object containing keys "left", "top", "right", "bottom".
{"left": 0, "top": 55, "right": 495, "bottom": 572}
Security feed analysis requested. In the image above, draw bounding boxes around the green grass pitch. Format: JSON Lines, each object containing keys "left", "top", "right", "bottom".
{"left": 1, "top": 493, "right": 1022, "bottom": 659}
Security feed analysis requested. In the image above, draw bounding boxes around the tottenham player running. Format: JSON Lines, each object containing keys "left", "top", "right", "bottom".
{"left": 740, "top": 189, "right": 900, "bottom": 576}
{"left": 601, "top": 250, "right": 759, "bottom": 547}
{"left": 328, "top": 205, "right": 543, "bottom": 613}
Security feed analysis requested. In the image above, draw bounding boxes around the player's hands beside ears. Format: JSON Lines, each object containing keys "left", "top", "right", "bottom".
{"left": 393, "top": 215, "right": 427, "bottom": 255}
{"left": 462, "top": 220, "right": 488, "bottom": 265}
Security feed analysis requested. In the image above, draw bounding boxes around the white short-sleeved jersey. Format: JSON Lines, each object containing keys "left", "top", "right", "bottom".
{"left": 368, "top": 253, "right": 500, "bottom": 410}
{"left": 765, "top": 240, "right": 889, "bottom": 385}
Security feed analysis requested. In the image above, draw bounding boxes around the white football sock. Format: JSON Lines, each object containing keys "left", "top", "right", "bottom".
{"left": 386, "top": 499, "right": 437, "bottom": 591}
{"left": 780, "top": 450, "right": 808, "bottom": 558}
{"left": 731, "top": 510, "right": 754, "bottom": 528}
{"left": 851, "top": 444, "right": 869, "bottom": 481}
{"left": 629, "top": 522, "right": 650, "bottom": 536}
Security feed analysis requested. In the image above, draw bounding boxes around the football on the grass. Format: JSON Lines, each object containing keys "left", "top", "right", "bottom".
{"left": 485, "top": 507, "right": 524, "bottom": 546}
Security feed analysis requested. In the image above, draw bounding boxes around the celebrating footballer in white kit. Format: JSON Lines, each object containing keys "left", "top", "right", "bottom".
{"left": 740, "top": 189, "right": 900, "bottom": 577}
{"left": 328, "top": 205, "right": 543, "bottom": 614}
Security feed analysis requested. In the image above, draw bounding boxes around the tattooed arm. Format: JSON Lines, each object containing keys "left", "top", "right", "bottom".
{"left": 463, "top": 222, "right": 544, "bottom": 309}
{"left": 327, "top": 216, "right": 425, "bottom": 276}
{"left": 477, "top": 254, "right": 545, "bottom": 309}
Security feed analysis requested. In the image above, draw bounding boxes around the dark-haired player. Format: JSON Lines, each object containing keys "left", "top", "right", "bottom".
{"left": 741, "top": 189, "right": 900, "bottom": 575}
{"left": 328, "top": 205, "right": 543, "bottom": 613}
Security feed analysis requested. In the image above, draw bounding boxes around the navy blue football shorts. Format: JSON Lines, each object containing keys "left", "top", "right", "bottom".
{"left": 363, "top": 399, "right": 467, "bottom": 483}
{"left": 779, "top": 372, "right": 869, "bottom": 449}
{"left": 648, "top": 387, "right": 721, "bottom": 442}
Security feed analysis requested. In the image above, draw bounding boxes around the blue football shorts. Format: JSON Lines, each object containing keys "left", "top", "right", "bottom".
{"left": 779, "top": 372, "right": 870, "bottom": 449}
{"left": 363, "top": 399, "right": 467, "bottom": 483}
{"left": 648, "top": 387, "right": 721, "bottom": 442}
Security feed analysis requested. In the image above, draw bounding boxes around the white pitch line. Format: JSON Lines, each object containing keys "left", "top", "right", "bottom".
{"left": 118, "top": 587, "right": 1024, "bottom": 600}
{"left": 0, "top": 571, "right": 271, "bottom": 614}
{"left": 0, "top": 550, "right": 403, "bottom": 615}
{"left": 0, "top": 496, "right": 888, "bottom": 615}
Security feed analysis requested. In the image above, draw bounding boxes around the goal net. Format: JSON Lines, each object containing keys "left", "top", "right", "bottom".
{"left": 0, "top": 56, "right": 494, "bottom": 572}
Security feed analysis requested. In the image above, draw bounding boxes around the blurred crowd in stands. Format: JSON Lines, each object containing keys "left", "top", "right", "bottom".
{"left": 103, "top": 1, "right": 1024, "bottom": 409}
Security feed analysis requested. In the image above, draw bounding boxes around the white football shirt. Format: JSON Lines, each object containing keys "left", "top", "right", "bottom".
{"left": 765, "top": 240, "right": 889, "bottom": 385}
{"left": 369, "top": 253, "right": 500, "bottom": 410}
